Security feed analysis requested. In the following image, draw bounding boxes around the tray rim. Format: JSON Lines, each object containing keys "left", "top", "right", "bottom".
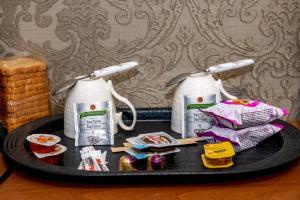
{"left": 3, "top": 108, "right": 300, "bottom": 181}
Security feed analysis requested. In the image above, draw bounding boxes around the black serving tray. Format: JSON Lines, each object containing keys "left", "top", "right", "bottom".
{"left": 3, "top": 108, "right": 300, "bottom": 183}
{"left": 0, "top": 122, "right": 12, "bottom": 182}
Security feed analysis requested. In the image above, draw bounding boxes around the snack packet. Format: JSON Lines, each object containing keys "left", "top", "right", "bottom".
{"left": 74, "top": 101, "right": 114, "bottom": 146}
{"left": 197, "top": 123, "right": 284, "bottom": 152}
{"left": 182, "top": 94, "right": 216, "bottom": 138}
{"left": 200, "top": 99, "right": 288, "bottom": 129}
{"left": 126, "top": 132, "right": 180, "bottom": 149}
{"left": 125, "top": 147, "right": 180, "bottom": 159}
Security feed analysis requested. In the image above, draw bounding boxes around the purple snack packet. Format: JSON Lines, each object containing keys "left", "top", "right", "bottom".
{"left": 197, "top": 123, "right": 284, "bottom": 152}
{"left": 200, "top": 100, "right": 288, "bottom": 129}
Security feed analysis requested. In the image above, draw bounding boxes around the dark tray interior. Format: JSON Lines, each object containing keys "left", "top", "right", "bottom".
{"left": 3, "top": 108, "right": 300, "bottom": 183}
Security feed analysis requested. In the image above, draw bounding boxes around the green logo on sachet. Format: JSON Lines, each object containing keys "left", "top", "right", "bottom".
{"left": 80, "top": 110, "right": 107, "bottom": 118}
{"left": 186, "top": 103, "right": 215, "bottom": 110}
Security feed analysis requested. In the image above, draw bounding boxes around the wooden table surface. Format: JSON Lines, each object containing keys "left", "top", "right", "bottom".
{"left": 1, "top": 121, "right": 300, "bottom": 200}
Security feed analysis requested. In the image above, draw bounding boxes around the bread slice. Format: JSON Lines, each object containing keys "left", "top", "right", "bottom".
{"left": 0, "top": 87, "right": 49, "bottom": 101}
{"left": 0, "top": 97, "right": 49, "bottom": 113}
{"left": 0, "top": 57, "right": 46, "bottom": 76}
{"left": 0, "top": 76, "right": 47, "bottom": 89}
{"left": 0, "top": 110, "right": 50, "bottom": 125}
{"left": 0, "top": 92, "right": 49, "bottom": 106}
{"left": 2, "top": 110, "right": 50, "bottom": 133}
{"left": 1, "top": 104, "right": 49, "bottom": 117}
{"left": 0, "top": 71, "right": 47, "bottom": 83}
{"left": 0, "top": 81, "right": 48, "bottom": 94}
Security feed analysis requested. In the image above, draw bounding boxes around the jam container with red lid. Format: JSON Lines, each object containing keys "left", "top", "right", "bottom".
{"left": 26, "top": 134, "right": 61, "bottom": 153}
{"left": 33, "top": 144, "right": 67, "bottom": 165}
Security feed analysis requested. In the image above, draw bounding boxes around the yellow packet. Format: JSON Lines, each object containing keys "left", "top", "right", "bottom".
{"left": 202, "top": 142, "right": 235, "bottom": 169}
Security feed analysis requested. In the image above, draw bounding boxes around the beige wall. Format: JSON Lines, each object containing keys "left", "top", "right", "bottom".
{"left": 0, "top": 0, "right": 299, "bottom": 119}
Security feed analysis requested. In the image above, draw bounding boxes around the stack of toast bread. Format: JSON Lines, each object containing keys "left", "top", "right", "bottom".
{"left": 0, "top": 56, "right": 50, "bottom": 132}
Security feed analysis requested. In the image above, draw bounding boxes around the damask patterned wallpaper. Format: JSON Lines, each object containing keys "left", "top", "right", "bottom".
{"left": 0, "top": 0, "right": 299, "bottom": 119}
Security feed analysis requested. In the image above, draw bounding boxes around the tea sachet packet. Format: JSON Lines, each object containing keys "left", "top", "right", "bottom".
{"left": 74, "top": 101, "right": 114, "bottom": 146}
{"left": 197, "top": 123, "right": 284, "bottom": 152}
{"left": 182, "top": 94, "right": 216, "bottom": 138}
{"left": 200, "top": 99, "right": 288, "bottom": 129}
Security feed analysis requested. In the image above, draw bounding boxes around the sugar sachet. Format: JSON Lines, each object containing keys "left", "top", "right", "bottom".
{"left": 78, "top": 146, "right": 109, "bottom": 171}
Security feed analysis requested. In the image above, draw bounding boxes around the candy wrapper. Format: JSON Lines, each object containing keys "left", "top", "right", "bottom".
{"left": 200, "top": 100, "right": 288, "bottom": 129}
{"left": 147, "top": 154, "right": 166, "bottom": 170}
{"left": 78, "top": 146, "right": 109, "bottom": 171}
{"left": 182, "top": 94, "right": 216, "bottom": 138}
{"left": 74, "top": 101, "right": 114, "bottom": 146}
{"left": 197, "top": 123, "right": 284, "bottom": 152}
{"left": 126, "top": 132, "right": 180, "bottom": 149}
{"left": 119, "top": 155, "right": 138, "bottom": 171}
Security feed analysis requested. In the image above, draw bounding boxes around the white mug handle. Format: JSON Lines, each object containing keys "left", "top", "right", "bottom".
{"left": 107, "top": 80, "right": 137, "bottom": 131}
{"left": 216, "top": 79, "right": 238, "bottom": 100}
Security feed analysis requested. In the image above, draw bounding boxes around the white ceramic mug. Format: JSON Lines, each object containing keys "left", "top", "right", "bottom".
{"left": 64, "top": 78, "right": 137, "bottom": 139}
{"left": 171, "top": 74, "right": 237, "bottom": 134}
